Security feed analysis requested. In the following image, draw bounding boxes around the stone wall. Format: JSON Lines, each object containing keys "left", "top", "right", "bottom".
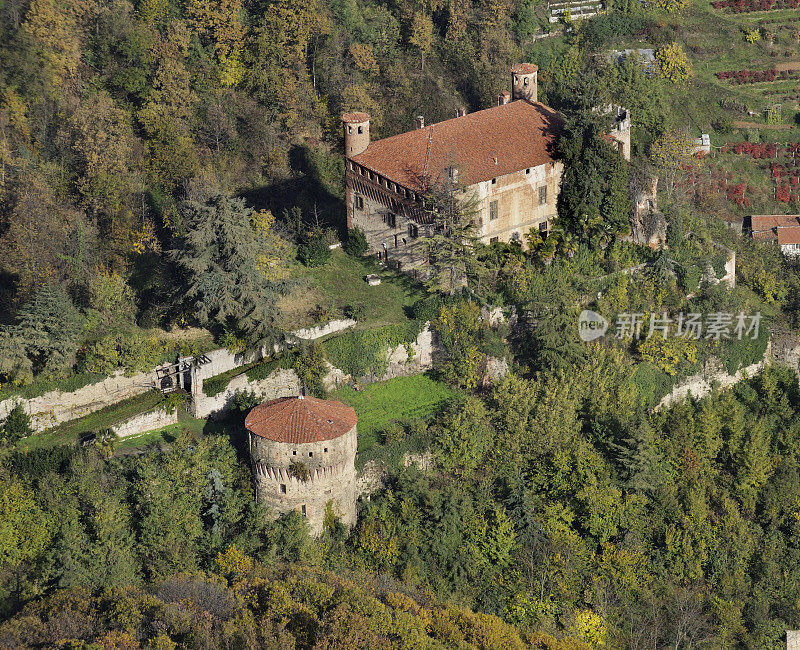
{"left": 112, "top": 407, "right": 178, "bottom": 439}
{"left": 0, "top": 368, "right": 159, "bottom": 433}
{"left": 287, "top": 319, "right": 356, "bottom": 342}
{"left": 250, "top": 425, "right": 358, "bottom": 536}
{"left": 656, "top": 343, "right": 772, "bottom": 411}
{"left": 383, "top": 324, "right": 435, "bottom": 380}
{"left": 191, "top": 368, "right": 301, "bottom": 419}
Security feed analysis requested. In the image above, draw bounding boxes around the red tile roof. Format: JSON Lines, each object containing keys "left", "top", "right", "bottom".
{"left": 751, "top": 214, "right": 800, "bottom": 231}
{"left": 511, "top": 63, "right": 539, "bottom": 74}
{"left": 777, "top": 225, "right": 800, "bottom": 245}
{"left": 342, "top": 112, "right": 370, "bottom": 123}
{"left": 349, "top": 100, "right": 562, "bottom": 191}
{"left": 245, "top": 396, "right": 357, "bottom": 444}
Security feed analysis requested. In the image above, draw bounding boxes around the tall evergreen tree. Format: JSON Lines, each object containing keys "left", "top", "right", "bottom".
{"left": 10, "top": 284, "right": 83, "bottom": 378}
{"left": 172, "top": 192, "right": 288, "bottom": 345}
{"left": 556, "top": 73, "right": 632, "bottom": 242}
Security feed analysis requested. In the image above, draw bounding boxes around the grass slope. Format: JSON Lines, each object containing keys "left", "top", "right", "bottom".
{"left": 332, "top": 374, "right": 455, "bottom": 451}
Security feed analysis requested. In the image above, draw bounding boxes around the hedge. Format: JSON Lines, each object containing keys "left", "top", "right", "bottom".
{"left": 323, "top": 321, "right": 426, "bottom": 378}
{"left": 0, "top": 371, "right": 106, "bottom": 404}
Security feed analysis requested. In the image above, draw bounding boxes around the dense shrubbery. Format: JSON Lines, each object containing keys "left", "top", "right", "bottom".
{"left": 323, "top": 321, "right": 426, "bottom": 378}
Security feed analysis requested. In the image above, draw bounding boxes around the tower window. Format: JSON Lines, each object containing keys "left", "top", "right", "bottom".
{"left": 538, "top": 186, "right": 548, "bottom": 205}
{"left": 524, "top": 78, "right": 529, "bottom": 87}
{"left": 355, "top": 196, "right": 364, "bottom": 210}
{"left": 387, "top": 213, "right": 396, "bottom": 228}
{"left": 280, "top": 484, "right": 287, "bottom": 494}
{"left": 408, "top": 224, "right": 419, "bottom": 238}
{"left": 308, "top": 451, "right": 313, "bottom": 457}
{"left": 525, "top": 168, "right": 531, "bottom": 175}
{"left": 324, "top": 447, "right": 328, "bottom": 453}
{"left": 347, "top": 125, "right": 352, "bottom": 134}
{"left": 301, "top": 504, "right": 307, "bottom": 515}
{"left": 489, "top": 200, "right": 498, "bottom": 221}
{"left": 292, "top": 450, "right": 297, "bottom": 456}
{"left": 358, "top": 125, "right": 363, "bottom": 134}
{"left": 491, "top": 178, "right": 497, "bottom": 185}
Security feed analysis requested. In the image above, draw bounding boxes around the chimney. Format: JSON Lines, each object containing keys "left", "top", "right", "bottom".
{"left": 497, "top": 91, "right": 511, "bottom": 106}
{"left": 511, "top": 63, "right": 538, "bottom": 103}
{"left": 414, "top": 115, "right": 425, "bottom": 130}
{"left": 342, "top": 112, "right": 370, "bottom": 157}
{"left": 455, "top": 107, "right": 467, "bottom": 118}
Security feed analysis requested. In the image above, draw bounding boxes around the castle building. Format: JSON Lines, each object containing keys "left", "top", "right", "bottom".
{"left": 343, "top": 63, "right": 632, "bottom": 271}
{"left": 245, "top": 396, "right": 357, "bottom": 536}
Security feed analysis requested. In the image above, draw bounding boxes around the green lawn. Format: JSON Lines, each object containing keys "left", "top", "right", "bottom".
{"left": 332, "top": 374, "right": 455, "bottom": 451}
{"left": 310, "top": 248, "right": 425, "bottom": 329}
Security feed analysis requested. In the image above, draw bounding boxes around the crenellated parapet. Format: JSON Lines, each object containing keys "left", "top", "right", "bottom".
{"left": 253, "top": 461, "right": 349, "bottom": 484}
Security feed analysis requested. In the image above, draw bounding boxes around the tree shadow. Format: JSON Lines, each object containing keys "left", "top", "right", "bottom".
{"left": 240, "top": 144, "right": 347, "bottom": 239}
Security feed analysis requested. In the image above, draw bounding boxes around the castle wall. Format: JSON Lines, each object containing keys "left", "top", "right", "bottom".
{"left": 474, "top": 161, "right": 563, "bottom": 244}
{"left": 345, "top": 159, "right": 564, "bottom": 267}
{"left": 249, "top": 425, "right": 358, "bottom": 536}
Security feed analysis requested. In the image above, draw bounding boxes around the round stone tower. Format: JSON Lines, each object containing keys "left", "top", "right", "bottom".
{"left": 245, "top": 396, "right": 358, "bottom": 536}
{"left": 511, "top": 63, "right": 538, "bottom": 103}
{"left": 342, "top": 112, "right": 370, "bottom": 157}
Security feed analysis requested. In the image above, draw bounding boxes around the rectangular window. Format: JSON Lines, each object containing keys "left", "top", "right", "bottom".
{"left": 525, "top": 168, "right": 531, "bottom": 175}
{"left": 280, "top": 484, "right": 287, "bottom": 494}
{"left": 538, "top": 186, "right": 548, "bottom": 206}
{"left": 355, "top": 196, "right": 364, "bottom": 210}
{"left": 394, "top": 234, "right": 398, "bottom": 248}
{"left": 489, "top": 200, "right": 498, "bottom": 221}
{"left": 387, "top": 213, "right": 396, "bottom": 228}
{"left": 292, "top": 450, "right": 297, "bottom": 456}
{"left": 308, "top": 451, "right": 313, "bottom": 457}
{"left": 491, "top": 178, "right": 497, "bottom": 185}
{"left": 301, "top": 505, "right": 306, "bottom": 515}
{"left": 408, "top": 224, "right": 419, "bottom": 238}
{"left": 539, "top": 220, "right": 548, "bottom": 233}
{"left": 324, "top": 447, "right": 328, "bottom": 453}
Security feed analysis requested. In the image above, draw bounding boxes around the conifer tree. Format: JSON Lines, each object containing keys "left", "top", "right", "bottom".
{"left": 556, "top": 73, "right": 632, "bottom": 242}
{"left": 12, "top": 285, "right": 83, "bottom": 378}
{"left": 172, "top": 192, "right": 288, "bottom": 346}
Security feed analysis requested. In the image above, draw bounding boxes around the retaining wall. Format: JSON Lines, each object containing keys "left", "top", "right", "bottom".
{"left": 191, "top": 369, "right": 302, "bottom": 419}
{"left": 112, "top": 408, "right": 178, "bottom": 438}
{"left": 0, "top": 368, "right": 160, "bottom": 433}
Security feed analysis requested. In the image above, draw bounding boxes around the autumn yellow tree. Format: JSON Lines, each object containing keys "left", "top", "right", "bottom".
{"left": 408, "top": 12, "right": 434, "bottom": 72}
{"left": 649, "top": 129, "right": 694, "bottom": 191}
{"left": 655, "top": 42, "right": 693, "bottom": 83}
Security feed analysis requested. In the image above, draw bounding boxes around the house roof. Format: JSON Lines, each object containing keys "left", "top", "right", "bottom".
{"left": 511, "top": 63, "right": 539, "bottom": 74}
{"left": 778, "top": 225, "right": 800, "bottom": 245}
{"left": 751, "top": 214, "right": 800, "bottom": 232}
{"left": 349, "top": 100, "right": 563, "bottom": 191}
{"left": 750, "top": 214, "right": 800, "bottom": 244}
{"left": 245, "top": 396, "right": 357, "bottom": 444}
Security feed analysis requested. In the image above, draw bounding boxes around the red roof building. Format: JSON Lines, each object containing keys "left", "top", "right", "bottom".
{"left": 245, "top": 396, "right": 357, "bottom": 444}
{"left": 749, "top": 214, "right": 800, "bottom": 256}
{"left": 343, "top": 64, "right": 631, "bottom": 276}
